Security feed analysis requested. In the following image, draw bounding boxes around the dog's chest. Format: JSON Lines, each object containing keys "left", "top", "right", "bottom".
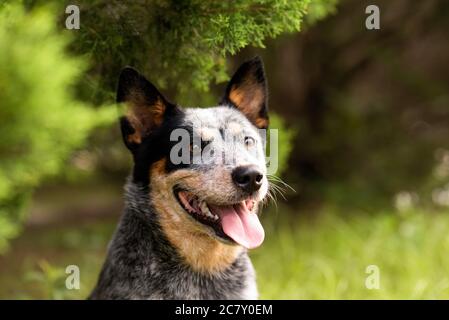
{"left": 142, "top": 256, "right": 258, "bottom": 300}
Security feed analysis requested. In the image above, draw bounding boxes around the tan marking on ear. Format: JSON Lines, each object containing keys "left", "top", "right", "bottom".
{"left": 229, "top": 85, "right": 247, "bottom": 111}
{"left": 255, "top": 118, "right": 268, "bottom": 129}
{"left": 229, "top": 84, "right": 266, "bottom": 128}
{"left": 125, "top": 109, "right": 144, "bottom": 144}
{"left": 149, "top": 161, "right": 243, "bottom": 274}
{"left": 151, "top": 98, "right": 166, "bottom": 127}
{"left": 127, "top": 132, "right": 142, "bottom": 144}
{"left": 125, "top": 97, "right": 166, "bottom": 144}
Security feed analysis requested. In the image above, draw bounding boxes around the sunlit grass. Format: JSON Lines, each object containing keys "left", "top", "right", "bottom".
{"left": 2, "top": 207, "right": 449, "bottom": 299}
{"left": 253, "top": 206, "right": 449, "bottom": 299}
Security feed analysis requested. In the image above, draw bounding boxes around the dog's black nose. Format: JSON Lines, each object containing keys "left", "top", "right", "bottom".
{"left": 232, "top": 165, "right": 263, "bottom": 193}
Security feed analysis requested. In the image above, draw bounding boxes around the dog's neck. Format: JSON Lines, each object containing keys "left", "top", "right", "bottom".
{"left": 123, "top": 179, "right": 244, "bottom": 274}
{"left": 90, "top": 179, "right": 258, "bottom": 299}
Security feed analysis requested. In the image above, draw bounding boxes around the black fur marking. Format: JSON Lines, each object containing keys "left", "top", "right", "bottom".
{"left": 131, "top": 107, "right": 187, "bottom": 184}
{"left": 117, "top": 67, "right": 166, "bottom": 107}
{"left": 119, "top": 116, "right": 137, "bottom": 149}
{"left": 219, "top": 127, "right": 225, "bottom": 139}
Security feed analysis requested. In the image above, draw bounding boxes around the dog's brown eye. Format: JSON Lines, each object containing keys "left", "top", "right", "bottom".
{"left": 244, "top": 136, "right": 256, "bottom": 148}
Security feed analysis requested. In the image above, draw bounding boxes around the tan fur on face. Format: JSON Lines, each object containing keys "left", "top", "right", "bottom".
{"left": 149, "top": 159, "right": 243, "bottom": 274}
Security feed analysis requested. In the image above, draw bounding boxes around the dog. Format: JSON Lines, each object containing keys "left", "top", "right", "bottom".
{"left": 89, "top": 57, "right": 270, "bottom": 299}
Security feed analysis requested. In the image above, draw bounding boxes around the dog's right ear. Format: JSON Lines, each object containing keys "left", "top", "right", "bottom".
{"left": 117, "top": 67, "right": 172, "bottom": 151}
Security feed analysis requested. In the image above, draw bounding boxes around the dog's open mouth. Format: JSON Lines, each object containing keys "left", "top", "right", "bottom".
{"left": 174, "top": 188, "right": 265, "bottom": 249}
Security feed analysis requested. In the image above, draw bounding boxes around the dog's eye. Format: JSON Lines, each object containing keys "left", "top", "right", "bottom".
{"left": 244, "top": 136, "right": 256, "bottom": 148}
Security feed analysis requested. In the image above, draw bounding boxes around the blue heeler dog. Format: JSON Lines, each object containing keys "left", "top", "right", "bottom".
{"left": 90, "top": 57, "right": 270, "bottom": 299}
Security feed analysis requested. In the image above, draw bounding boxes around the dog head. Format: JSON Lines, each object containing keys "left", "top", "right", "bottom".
{"left": 118, "top": 57, "right": 269, "bottom": 271}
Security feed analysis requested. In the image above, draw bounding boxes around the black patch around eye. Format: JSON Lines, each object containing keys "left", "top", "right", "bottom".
{"left": 132, "top": 109, "right": 191, "bottom": 183}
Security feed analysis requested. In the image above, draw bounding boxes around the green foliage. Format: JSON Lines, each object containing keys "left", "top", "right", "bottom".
{"left": 306, "top": 0, "right": 338, "bottom": 23}
{"left": 52, "top": 0, "right": 333, "bottom": 104}
{"left": 0, "top": 3, "right": 115, "bottom": 253}
{"left": 24, "top": 260, "right": 71, "bottom": 300}
{"left": 253, "top": 206, "right": 449, "bottom": 299}
{"left": 273, "top": 1, "right": 449, "bottom": 207}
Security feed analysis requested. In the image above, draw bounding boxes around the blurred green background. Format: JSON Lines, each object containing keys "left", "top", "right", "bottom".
{"left": 1, "top": 0, "right": 449, "bottom": 299}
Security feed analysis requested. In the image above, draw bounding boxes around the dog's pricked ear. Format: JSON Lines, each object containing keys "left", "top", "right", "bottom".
{"left": 221, "top": 57, "right": 269, "bottom": 129}
{"left": 117, "top": 67, "right": 170, "bottom": 150}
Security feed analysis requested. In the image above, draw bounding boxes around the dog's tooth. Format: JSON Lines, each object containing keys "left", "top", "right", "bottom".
{"left": 205, "top": 206, "right": 214, "bottom": 218}
{"left": 206, "top": 206, "right": 218, "bottom": 220}
{"left": 192, "top": 198, "right": 201, "bottom": 213}
{"left": 200, "top": 202, "right": 209, "bottom": 216}
{"left": 200, "top": 202, "right": 215, "bottom": 219}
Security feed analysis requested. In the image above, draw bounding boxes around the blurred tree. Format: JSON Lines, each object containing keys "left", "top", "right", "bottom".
{"left": 263, "top": 0, "right": 449, "bottom": 209}
{"left": 62, "top": 0, "right": 337, "bottom": 105}
{"left": 0, "top": 3, "right": 115, "bottom": 253}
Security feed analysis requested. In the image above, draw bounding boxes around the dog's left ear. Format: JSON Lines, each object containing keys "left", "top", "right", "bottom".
{"left": 221, "top": 57, "right": 269, "bottom": 129}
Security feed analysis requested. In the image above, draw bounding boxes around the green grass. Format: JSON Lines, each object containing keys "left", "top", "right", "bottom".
{"left": 253, "top": 206, "right": 449, "bottom": 299}
{"left": 2, "top": 207, "right": 449, "bottom": 299}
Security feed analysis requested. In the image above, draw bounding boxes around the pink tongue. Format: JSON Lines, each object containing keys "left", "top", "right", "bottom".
{"left": 209, "top": 203, "right": 265, "bottom": 249}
